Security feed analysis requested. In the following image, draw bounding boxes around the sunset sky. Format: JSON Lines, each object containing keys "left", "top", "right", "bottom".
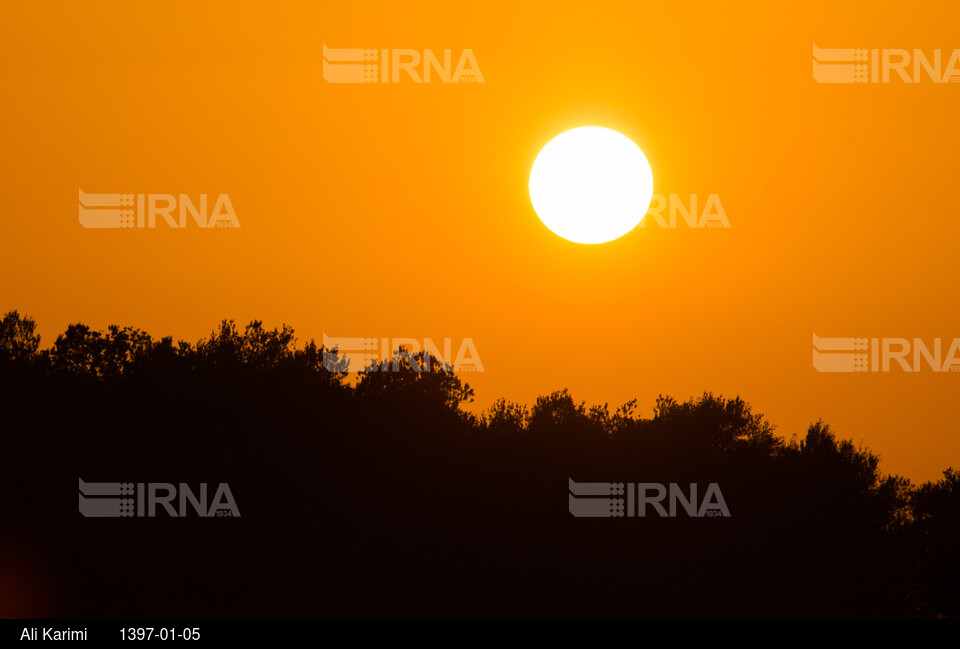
{"left": 2, "top": 2, "right": 960, "bottom": 482}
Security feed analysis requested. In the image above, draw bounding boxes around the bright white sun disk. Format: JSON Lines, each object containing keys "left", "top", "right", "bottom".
{"left": 529, "top": 127, "right": 654, "bottom": 244}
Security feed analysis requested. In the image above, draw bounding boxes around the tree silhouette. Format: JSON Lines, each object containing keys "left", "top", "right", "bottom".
{"left": 0, "top": 311, "right": 40, "bottom": 363}
{"left": 0, "top": 310, "right": 957, "bottom": 618}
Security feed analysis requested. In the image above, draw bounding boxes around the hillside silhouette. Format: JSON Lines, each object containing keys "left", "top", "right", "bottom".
{"left": 1, "top": 311, "right": 958, "bottom": 618}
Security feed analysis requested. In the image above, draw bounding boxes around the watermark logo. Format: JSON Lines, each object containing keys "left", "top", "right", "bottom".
{"left": 568, "top": 478, "right": 730, "bottom": 518}
{"left": 78, "top": 478, "right": 240, "bottom": 517}
{"left": 812, "top": 44, "right": 960, "bottom": 83}
{"left": 78, "top": 190, "right": 239, "bottom": 229}
{"left": 322, "top": 44, "right": 483, "bottom": 83}
{"left": 321, "top": 334, "right": 483, "bottom": 373}
{"left": 813, "top": 333, "right": 960, "bottom": 372}
{"left": 639, "top": 194, "right": 729, "bottom": 228}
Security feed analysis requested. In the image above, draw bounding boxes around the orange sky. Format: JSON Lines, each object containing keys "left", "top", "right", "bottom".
{"left": 2, "top": 2, "right": 959, "bottom": 482}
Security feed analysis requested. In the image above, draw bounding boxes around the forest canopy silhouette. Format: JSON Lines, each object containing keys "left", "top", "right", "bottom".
{"left": 1, "top": 310, "right": 958, "bottom": 618}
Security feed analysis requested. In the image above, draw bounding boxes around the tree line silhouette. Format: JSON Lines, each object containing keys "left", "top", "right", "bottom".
{"left": 1, "top": 310, "right": 957, "bottom": 618}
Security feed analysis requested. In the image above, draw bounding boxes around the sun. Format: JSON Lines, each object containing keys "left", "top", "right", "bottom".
{"left": 529, "top": 127, "right": 654, "bottom": 244}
